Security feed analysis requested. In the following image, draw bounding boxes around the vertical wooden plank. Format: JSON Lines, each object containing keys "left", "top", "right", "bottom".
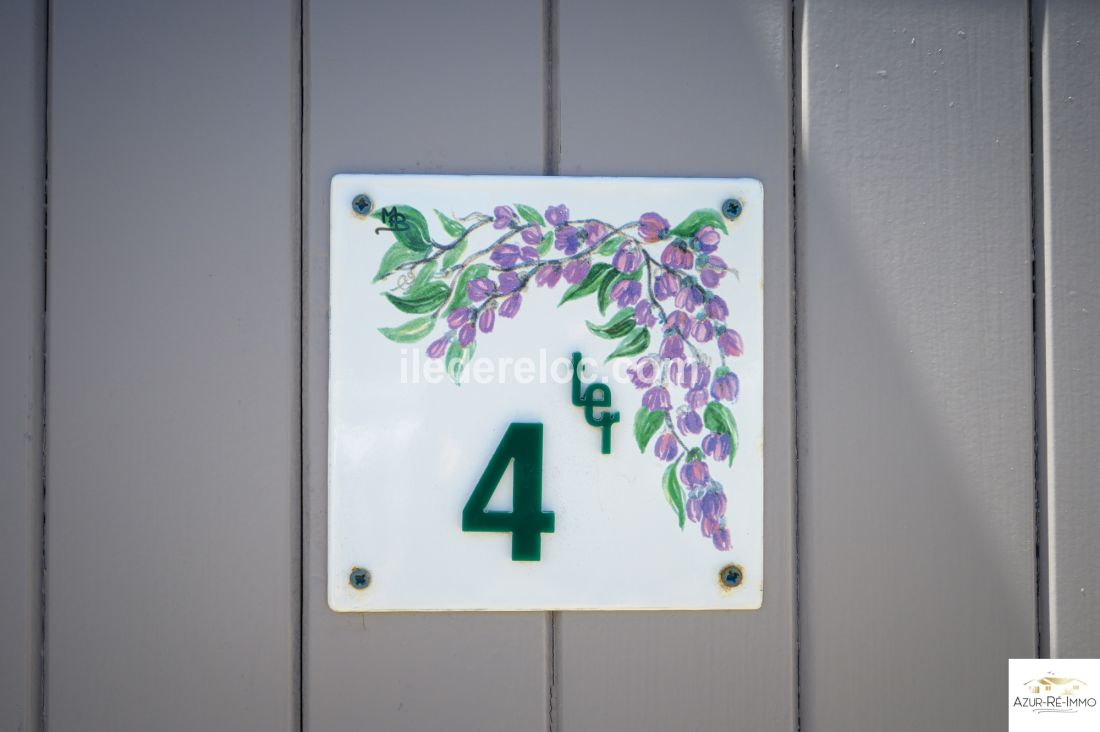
{"left": 47, "top": 1, "right": 298, "bottom": 730}
{"left": 555, "top": 1, "right": 796, "bottom": 730}
{"left": 303, "top": 2, "right": 549, "bottom": 730}
{"left": 798, "top": 2, "right": 1035, "bottom": 731}
{"left": 1036, "top": 0, "right": 1100, "bottom": 658}
{"left": 0, "top": 0, "right": 44, "bottom": 730}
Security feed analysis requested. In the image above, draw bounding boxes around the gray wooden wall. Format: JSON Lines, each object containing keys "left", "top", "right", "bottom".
{"left": 1, "top": 0, "right": 1096, "bottom": 730}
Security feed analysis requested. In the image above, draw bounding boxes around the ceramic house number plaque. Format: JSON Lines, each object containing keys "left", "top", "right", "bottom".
{"left": 328, "top": 174, "right": 764, "bottom": 611}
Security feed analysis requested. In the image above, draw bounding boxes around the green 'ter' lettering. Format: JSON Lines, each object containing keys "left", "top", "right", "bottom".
{"left": 571, "top": 352, "right": 620, "bottom": 454}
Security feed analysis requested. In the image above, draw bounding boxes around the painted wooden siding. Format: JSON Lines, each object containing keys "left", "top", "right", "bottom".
{"left": 0, "top": 1, "right": 44, "bottom": 730}
{"left": 554, "top": 1, "right": 796, "bottom": 730}
{"left": 46, "top": 1, "right": 299, "bottom": 729}
{"left": 797, "top": 2, "right": 1037, "bottom": 730}
{"left": 1036, "top": 0, "right": 1100, "bottom": 660}
{"left": 302, "top": 2, "right": 551, "bottom": 730}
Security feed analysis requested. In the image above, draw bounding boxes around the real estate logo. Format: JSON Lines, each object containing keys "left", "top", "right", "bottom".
{"left": 1010, "top": 660, "right": 1100, "bottom": 731}
{"left": 1014, "top": 676, "right": 1093, "bottom": 713}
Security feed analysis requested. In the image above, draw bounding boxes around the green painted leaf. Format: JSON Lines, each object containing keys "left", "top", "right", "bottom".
{"left": 371, "top": 205, "right": 433, "bottom": 251}
{"left": 445, "top": 341, "right": 476, "bottom": 385}
{"left": 514, "top": 203, "right": 545, "bottom": 227}
{"left": 596, "top": 270, "right": 619, "bottom": 314}
{"left": 406, "top": 261, "right": 437, "bottom": 296}
{"left": 434, "top": 209, "right": 467, "bottom": 238}
{"left": 662, "top": 462, "right": 686, "bottom": 529}
{"left": 596, "top": 234, "right": 626, "bottom": 256}
{"left": 440, "top": 238, "right": 467, "bottom": 269}
{"left": 669, "top": 208, "right": 729, "bottom": 238}
{"left": 606, "top": 326, "right": 650, "bottom": 361}
{"left": 559, "top": 263, "right": 614, "bottom": 306}
{"left": 446, "top": 263, "right": 490, "bottom": 314}
{"left": 537, "top": 231, "right": 554, "bottom": 256}
{"left": 586, "top": 308, "right": 636, "bottom": 340}
{"left": 378, "top": 316, "right": 436, "bottom": 343}
{"left": 383, "top": 282, "right": 451, "bottom": 314}
{"left": 703, "top": 401, "right": 740, "bottom": 465}
{"left": 634, "top": 407, "right": 665, "bottom": 453}
{"left": 373, "top": 242, "right": 421, "bottom": 282}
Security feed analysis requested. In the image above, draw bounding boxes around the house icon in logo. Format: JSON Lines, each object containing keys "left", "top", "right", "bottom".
{"left": 1024, "top": 677, "right": 1088, "bottom": 696}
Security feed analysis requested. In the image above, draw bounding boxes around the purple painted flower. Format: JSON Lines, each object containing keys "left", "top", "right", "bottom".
{"left": 584, "top": 221, "right": 610, "bottom": 247}
{"left": 674, "top": 284, "right": 704, "bottom": 311}
{"left": 696, "top": 226, "right": 721, "bottom": 252}
{"left": 661, "top": 242, "right": 694, "bottom": 270}
{"left": 706, "top": 295, "right": 728, "bottom": 321}
{"left": 521, "top": 225, "right": 543, "bottom": 246}
{"left": 491, "top": 244, "right": 521, "bottom": 268}
{"left": 493, "top": 205, "right": 515, "bottom": 229}
{"left": 686, "top": 497, "right": 703, "bottom": 523}
{"left": 427, "top": 336, "right": 448, "bottom": 359}
{"left": 692, "top": 319, "right": 714, "bottom": 342}
{"left": 562, "top": 257, "right": 591, "bottom": 284}
{"left": 520, "top": 246, "right": 540, "bottom": 262}
{"left": 700, "top": 256, "right": 727, "bottom": 288}
{"left": 659, "top": 334, "right": 685, "bottom": 359}
{"left": 545, "top": 204, "right": 569, "bottom": 226}
{"left": 653, "top": 272, "right": 681, "bottom": 301}
{"left": 702, "top": 490, "right": 727, "bottom": 520}
{"left": 711, "top": 371, "right": 740, "bottom": 402}
{"left": 611, "top": 279, "right": 642, "bottom": 308}
{"left": 500, "top": 293, "right": 522, "bottom": 318}
{"left": 666, "top": 310, "right": 692, "bottom": 336}
{"left": 447, "top": 307, "right": 472, "bottom": 329}
{"left": 628, "top": 357, "right": 658, "bottom": 389}
{"left": 633, "top": 299, "right": 657, "bottom": 327}
{"left": 689, "top": 363, "right": 711, "bottom": 389}
{"left": 467, "top": 277, "right": 495, "bottom": 302}
{"left": 680, "top": 459, "right": 710, "bottom": 488}
{"left": 498, "top": 271, "right": 521, "bottom": 293}
{"left": 612, "top": 244, "right": 642, "bottom": 274}
{"left": 535, "top": 264, "right": 562, "bottom": 288}
{"left": 685, "top": 387, "right": 708, "bottom": 410}
{"left": 718, "top": 329, "right": 744, "bottom": 357}
{"left": 701, "top": 515, "right": 719, "bottom": 538}
{"left": 555, "top": 225, "right": 582, "bottom": 255}
{"left": 654, "top": 432, "right": 679, "bottom": 461}
{"left": 666, "top": 358, "right": 688, "bottom": 388}
{"left": 638, "top": 212, "right": 670, "bottom": 243}
{"left": 712, "top": 526, "right": 731, "bottom": 550}
{"left": 642, "top": 385, "right": 672, "bottom": 412}
{"left": 478, "top": 308, "right": 496, "bottom": 334}
{"left": 702, "top": 432, "right": 731, "bottom": 461}
{"left": 677, "top": 409, "right": 703, "bottom": 435}
{"left": 458, "top": 323, "right": 476, "bottom": 347}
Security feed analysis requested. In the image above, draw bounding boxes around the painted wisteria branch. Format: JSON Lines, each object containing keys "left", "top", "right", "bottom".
{"left": 371, "top": 201, "right": 744, "bottom": 551}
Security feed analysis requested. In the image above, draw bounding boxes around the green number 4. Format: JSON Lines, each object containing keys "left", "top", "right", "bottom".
{"left": 462, "top": 422, "right": 555, "bottom": 561}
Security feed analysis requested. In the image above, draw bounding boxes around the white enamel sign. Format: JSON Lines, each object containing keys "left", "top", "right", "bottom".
{"left": 328, "top": 174, "right": 764, "bottom": 611}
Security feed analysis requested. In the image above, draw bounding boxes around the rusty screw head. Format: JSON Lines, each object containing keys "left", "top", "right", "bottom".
{"left": 719, "top": 564, "right": 743, "bottom": 589}
{"left": 721, "top": 198, "right": 742, "bottom": 220}
{"left": 351, "top": 194, "right": 373, "bottom": 217}
{"left": 349, "top": 567, "right": 371, "bottom": 590}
